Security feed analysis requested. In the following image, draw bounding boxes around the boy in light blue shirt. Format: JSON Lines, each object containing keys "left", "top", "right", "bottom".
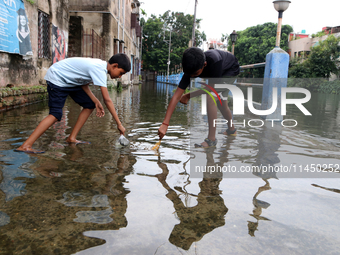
{"left": 15, "top": 53, "right": 130, "bottom": 154}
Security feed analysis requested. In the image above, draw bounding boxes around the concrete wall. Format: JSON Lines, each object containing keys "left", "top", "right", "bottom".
{"left": 288, "top": 32, "right": 340, "bottom": 59}
{"left": 69, "top": 0, "right": 141, "bottom": 84}
{"left": 288, "top": 37, "right": 312, "bottom": 58}
{"left": 68, "top": 0, "right": 110, "bottom": 12}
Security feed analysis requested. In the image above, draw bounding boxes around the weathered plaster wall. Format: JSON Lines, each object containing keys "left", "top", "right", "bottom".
{"left": 81, "top": 13, "right": 103, "bottom": 34}
{"left": 69, "top": 0, "right": 110, "bottom": 12}
{"left": 37, "top": 0, "right": 50, "bottom": 14}
{"left": 0, "top": 53, "right": 37, "bottom": 87}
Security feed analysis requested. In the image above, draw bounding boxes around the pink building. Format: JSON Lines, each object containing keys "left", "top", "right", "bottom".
{"left": 288, "top": 26, "right": 340, "bottom": 59}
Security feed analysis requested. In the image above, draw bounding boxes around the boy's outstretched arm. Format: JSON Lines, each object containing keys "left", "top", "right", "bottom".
{"left": 180, "top": 89, "right": 205, "bottom": 104}
{"left": 81, "top": 85, "right": 105, "bottom": 117}
{"left": 100, "top": 86, "right": 125, "bottom": 135}
{"left": 158, "top": 87, "right": 185, "bottom": 139}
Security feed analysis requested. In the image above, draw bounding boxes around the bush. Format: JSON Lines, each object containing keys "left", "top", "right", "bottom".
{"left": 288, "top": 60, "right": 310, "bottom": 78}
{"left": 287, "top": 78, "right": 340, "bottom": 94}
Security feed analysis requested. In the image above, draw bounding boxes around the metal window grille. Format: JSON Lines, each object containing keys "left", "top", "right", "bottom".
{"left": 38, "top": 11, "right": 50, "bottom": 59}
{"left": 83, "top": 29, "right": 105, "bottom": 60}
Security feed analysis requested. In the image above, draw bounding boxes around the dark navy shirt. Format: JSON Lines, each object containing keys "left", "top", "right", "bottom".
{"left": 178, "top": 49, "right": 240, "bottom": 90}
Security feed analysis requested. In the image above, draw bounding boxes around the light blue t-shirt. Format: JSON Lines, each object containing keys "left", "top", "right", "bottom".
{"left": 44, "top": 58, "right": 108, "bottom": 87}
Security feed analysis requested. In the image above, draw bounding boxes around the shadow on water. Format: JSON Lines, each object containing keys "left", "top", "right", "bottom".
{"left": 0, "top": 82, "right": 340, "bottom": 254}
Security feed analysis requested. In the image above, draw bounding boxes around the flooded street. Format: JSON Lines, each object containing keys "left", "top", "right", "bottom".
{"left": 1, "top": 82, "right": 340, "bottom": 255}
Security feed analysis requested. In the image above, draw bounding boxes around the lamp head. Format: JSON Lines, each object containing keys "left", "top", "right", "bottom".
{"left": 230, "top": 30, "right": 238, "bottom": 44}
{"left": 273, "top": 0, "right": 291, "bottom": 12}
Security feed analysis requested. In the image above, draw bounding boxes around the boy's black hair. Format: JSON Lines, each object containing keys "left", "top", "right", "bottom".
{"left": 182, "top": 47, "right": 206, "bottom": 75}
{"left": 108, "top": 53, "right": 131, "bottom": 72}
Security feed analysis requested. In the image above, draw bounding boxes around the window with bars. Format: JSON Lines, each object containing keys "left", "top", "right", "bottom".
{"left": 38, "top": 11, "right": 50, "bottom": 59}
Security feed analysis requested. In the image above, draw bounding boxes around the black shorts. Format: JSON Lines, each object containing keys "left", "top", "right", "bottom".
{"left": 47, "top": 81, "right": 95, "bottom": 121}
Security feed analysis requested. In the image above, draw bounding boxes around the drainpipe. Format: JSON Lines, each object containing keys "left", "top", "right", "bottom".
{"left": 122, "top": 0, "right": 125, "bottom": 52}
{"left": 191, "top": 0, "right": 198, "bottom": 47}
{"left": 117, "top": 0, "right": 120, "bottom": 52}
{"left": 122, "top": 0, "right": 130, "bottom": 82}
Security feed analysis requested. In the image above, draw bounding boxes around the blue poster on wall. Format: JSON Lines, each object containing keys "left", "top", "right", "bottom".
{"left": 0, "top": 0, "right": 33, "bottom": 58}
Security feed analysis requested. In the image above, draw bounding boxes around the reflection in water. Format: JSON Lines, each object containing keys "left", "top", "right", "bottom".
{"left": 58, "top": 192, "right": 113, "bottom": 224}
{"left": 244, "top": 81, "right": 340, "bottom": 141}
{"left": 0, "top": 92, "right": 138, "bottom": 254}
{"left": 0, "top": 150, "right": 36, "bottom": 202}
{"left": 1, "top": 82, "right": 340, "bottom": 254}
{"left": 252, "top": 122, "right": 282, "bottom": 180}
{"left": 0, "top": 167, "right": 9, "bottom": 227}
{"left": 152, "top": 148, "right": 228, "bottom": 250}
{"left": 311, "top": 184, "right": 340, "bottom": 194}
{"left": 248, "top": 122, "right": 282, "bottom": 236}
{"left": 56, "top": 153, "right": 134, "bottom": 226}
{"left": 0, "top": 211, "right": 10, "bottom": 227}
{"left": 248, "top": 179, "right": 271, "bottom": 237}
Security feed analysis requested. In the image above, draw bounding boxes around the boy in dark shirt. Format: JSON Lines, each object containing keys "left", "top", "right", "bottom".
{"left": 158, "top": 47, "right": 239, "bottom": 148}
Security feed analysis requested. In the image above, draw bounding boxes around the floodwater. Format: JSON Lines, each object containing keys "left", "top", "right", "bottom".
{"left": 1, "top": 82, "right": 340, "bottom": 255}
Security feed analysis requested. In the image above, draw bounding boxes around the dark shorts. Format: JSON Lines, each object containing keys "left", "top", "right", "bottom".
{"left": 47, "top": 81, "right": 95, "bottom": 121}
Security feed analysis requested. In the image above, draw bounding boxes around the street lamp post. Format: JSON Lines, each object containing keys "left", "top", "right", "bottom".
{"left": 191, "top": 0, "right": 198, "bottom": 47}
{"left": 163, "top": 26, "right": 172, "bottom": 82}
{"left": 167, "top": 29, "right": 171, "bottom": 82}
{"left": 273, "top": 0, "right": 291, "bottom": 47}
{"left": 230, "top": 30, "right": 238, "bottom": 55}
{"left": 261, "top": 0, "right": 291, "bottom": 121}
{"left": 165, "top": 28, "right": 171, "bottom": 82}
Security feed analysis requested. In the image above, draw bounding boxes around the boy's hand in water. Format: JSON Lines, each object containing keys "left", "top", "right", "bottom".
{"left": 95, "top": 101, "right": 105, "bottom": 117}
{"left": 158, "top": 124, "right": 168, "bottom": 139}
{"left": 179, "top": 93, "right": 190, "bottom": 105}
{"left": 117, "top": 123, "right": 126, "bottom": 135}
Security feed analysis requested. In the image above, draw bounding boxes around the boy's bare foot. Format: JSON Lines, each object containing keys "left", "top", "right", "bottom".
{"left": 14, "top": 147, "right": 45, "bottom": 154}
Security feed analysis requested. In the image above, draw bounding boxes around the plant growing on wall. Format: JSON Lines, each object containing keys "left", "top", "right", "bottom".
{"left": 25, "top": 0, "right": 35, "bottom": 5}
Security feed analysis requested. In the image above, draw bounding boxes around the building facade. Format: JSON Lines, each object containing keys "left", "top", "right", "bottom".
{"left": 288, "top": 26, "right": 340, "bottom": 59}
{"left": 0, "top": 0, "right": 69, "bottom": 87}
{"left": 68, "top": 0, "right": 142, "bottom": 84}
{"left": 0, "top": 0, "right": 141, "bottom": 87}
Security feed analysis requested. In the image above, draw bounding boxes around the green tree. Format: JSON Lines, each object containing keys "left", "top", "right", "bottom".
{"left": 142, "top": 11, "right": 206, "bottom": 72}
{"left": 307, "top": 35, "right": 340, "bottom": 78}
{"left": 311, "top": 30, "right": 326, "bottom": 38}
{"left": 228, "top": 22, "right": 293, "bottom": 78}
{"left": 288, "top": 58, "right": 310, "bottom": 78}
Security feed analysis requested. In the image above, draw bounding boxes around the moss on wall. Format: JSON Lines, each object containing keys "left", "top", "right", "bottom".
{"left": 0, "top": 85, "right": 48, "bottom": 111}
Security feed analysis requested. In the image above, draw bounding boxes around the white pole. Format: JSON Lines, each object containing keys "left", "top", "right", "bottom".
{"left": 191, "top": 0, "right": 198, "bottom": 47}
